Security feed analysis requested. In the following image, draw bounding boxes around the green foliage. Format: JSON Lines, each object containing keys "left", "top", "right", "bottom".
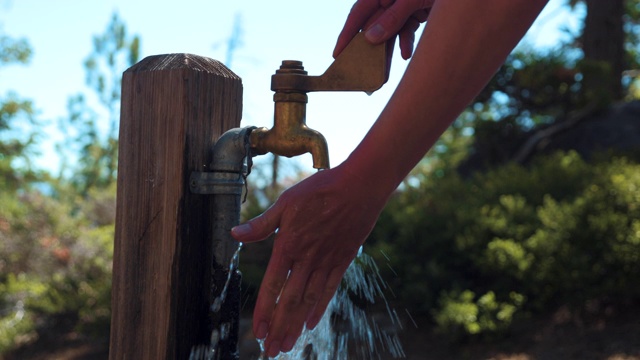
{"left": 566, "top": 0, "right": 640, "bottom": 101}
{"left": 434, "top": 290, "right": 525, "bottom": 338}
{"left": 0, "top": 274, "right": 38, "bottom": 354}
{"left": 0, "top": 14, "right": 136, "bottom": 354}
{"left": 0, "top": 29, "right": 31, "bottom": 65}
{"left": 57, "top": 94, "right": 113, "bottom": 194}
{"left": 478, "top": 51, "right": 583, "bottom": 121}
{"left": 455, "top": 2, "right": 640, "bottom": 172}
{"left": 0, "top": 13, "right": 129, "bottom": 355}
{"left": 622, "top": 0, "right": 640, "bottom": 71}
{"left": 370, "top": 152, "right": 640, "bottom": 338}
{"left": 0, "top": 95, "right": 38, "bottom": 190}
{"left": 0, "top": 184, "right": 116, "bottom": 354}
{"left": 84, "top": 12, "right": 140, "bottom": 113}
{"left": 57, "top": 11, "right": 140, "bottom": 196}
{"left": 0, "top": 27, "right": 38, "bottom": 191}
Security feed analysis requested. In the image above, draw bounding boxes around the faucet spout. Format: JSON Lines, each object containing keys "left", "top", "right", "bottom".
{"left": 250, "top": 33, "right": 389, "bottom": 170}
{"left": 250, "top": 92, "right": 330, "bottom": 170}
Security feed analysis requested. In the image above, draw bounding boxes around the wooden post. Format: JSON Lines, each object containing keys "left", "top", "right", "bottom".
{"left": 109, "top": 53, "right": 242, "bottom": 359}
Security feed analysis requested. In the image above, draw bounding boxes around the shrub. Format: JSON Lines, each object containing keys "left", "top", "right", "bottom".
{"left": 369, "top": 151, "right": 640, "bottom": 337}
{"left": 434, "top": 290, "right": 525, "bottom": 338}
{"left": 0, "top": 184, "right": 115, "bottom": 354}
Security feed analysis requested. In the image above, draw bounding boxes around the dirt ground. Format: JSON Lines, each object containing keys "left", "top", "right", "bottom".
{"left": 3, "top": 302, "right": 639, "bottom": 360}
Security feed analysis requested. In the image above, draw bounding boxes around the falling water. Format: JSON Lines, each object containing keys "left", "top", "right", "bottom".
{"left": 260, "top": 248, "right": 405, "bottom": 360}
{"left": 190, "top": 244, "right": 243, "bottom": 360}
{"left": 192, "top": 246, "right": 406, "bottom": 360}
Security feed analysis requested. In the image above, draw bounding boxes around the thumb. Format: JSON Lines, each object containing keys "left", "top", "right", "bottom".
{"left": 364, "top": 2, "right": 414, "bottom": 43}
{"left": 231, "top": 204, "right": 282, "bottom": 243}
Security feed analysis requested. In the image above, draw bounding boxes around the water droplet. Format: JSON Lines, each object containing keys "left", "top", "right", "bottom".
{"left": 211, "top": 297, "right": 222, "bottom": 312}
{"left": 210, "top": 329, "right": 220, "bottom": 347}
{"left": 220, "top": 322, "right": 230, "bottom": 340}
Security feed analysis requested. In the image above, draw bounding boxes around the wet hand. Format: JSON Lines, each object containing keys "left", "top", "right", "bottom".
{"left": 334, "top": 0, "right": 433, "bottom": 60}
{"left": 231, "top": 164, "right": 388, "bottom": 358}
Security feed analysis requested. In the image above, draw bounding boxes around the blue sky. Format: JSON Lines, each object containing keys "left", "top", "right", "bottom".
{"left": 0, "top": 0, "right": 583, "bottom": 175}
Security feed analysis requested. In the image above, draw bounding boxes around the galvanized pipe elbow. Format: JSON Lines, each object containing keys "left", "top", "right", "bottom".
{"left": 210, "top": 127, "right": 254, "bottom": 174}
{"left": 191, "top": 127, "right": 255, "bottom": 196}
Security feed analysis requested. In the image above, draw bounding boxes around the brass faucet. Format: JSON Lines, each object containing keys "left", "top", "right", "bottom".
{"left": 250, "top": 33, "right": 390, "bottom": 170}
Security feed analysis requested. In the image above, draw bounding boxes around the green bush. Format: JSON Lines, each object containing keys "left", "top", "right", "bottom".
{"left": 0, "top": 274, "right": 41, "bottom": 353}
{"left": 0, "top": 184, "right": 115, "bottom": 354}
{"left": 434, "top": 290, "right": 525, "bottom": 338}
{"left": 369, "top": 151, "right": 640, "bottom": 337}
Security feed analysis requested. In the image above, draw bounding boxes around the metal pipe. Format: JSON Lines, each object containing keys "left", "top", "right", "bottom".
{"left": 208, "top": 127, "right": 252, "bottom": 268}
{"left": 190, "top": 126, "right": 255, "bottom": 360}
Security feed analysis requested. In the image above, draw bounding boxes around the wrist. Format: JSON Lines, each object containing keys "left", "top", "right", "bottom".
{"left": 334, "top": 156, "right": 399, "bottom": 204}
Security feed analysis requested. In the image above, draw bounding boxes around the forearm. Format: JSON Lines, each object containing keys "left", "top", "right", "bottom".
{"left": 234, "top": 2, "right": 550, "bottom": 354}
{"left": 343, "top": 0, "right": 548, "bottom": 195}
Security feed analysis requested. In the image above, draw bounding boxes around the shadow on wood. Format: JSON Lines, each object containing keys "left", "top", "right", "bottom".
{"left": 109, "top": 53, "right": 242, "bottom": 360}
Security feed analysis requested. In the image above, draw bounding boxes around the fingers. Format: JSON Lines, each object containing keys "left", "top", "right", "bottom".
{"left": 259, "top": 264, "right": 347, "bottom": 357}
{"left": 252, "top": 247, "right": 293, "bottom": 340}
{"left": 412, "top": 6, "right": 431, "bottom": 23}
{"left": 398, "top": 15, "right": 421, "bottom": 59}
{"left": 305, "top": 265, "right": 348, "bottom": 330}
{"left": 365, "top": 0, "right": 428, "bottom": 44}
{"left": 334, "top": 0, "right": 380, "bottom": 58}
{"left": 262, "top": 268, "right": 327, "bottom": 357}
{"left": 335, "top": 0, "right": 433, "bottom": 59}
{"left": 238, "top": 165, "right": 383, "bottom": 356}
{"left": 231, "top": 202, "right": 282, "bottom": 243}
{"left": 398, "top": 8, "right": 429, "bottom": 59}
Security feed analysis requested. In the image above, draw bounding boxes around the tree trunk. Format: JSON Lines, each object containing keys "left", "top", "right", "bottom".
{"left": 582, "top": 0, "right": 625, "bottom": 101}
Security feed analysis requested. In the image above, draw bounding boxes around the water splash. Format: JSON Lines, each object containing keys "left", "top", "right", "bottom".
{"left": 190, "top": 244, "right": 243, "bottom": 360}
{"left": 192, "top": 246, "right": 406, "bottom": 360}
{"left": 268, "top": 249, "right": 405, "bottom": 360}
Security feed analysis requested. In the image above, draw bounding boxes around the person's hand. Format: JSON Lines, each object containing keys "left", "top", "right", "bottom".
{"left": 231, "top": 164, "right": 388, "bottom": 358}
{"left": 334, "top": 0, "right": 434, "bottom": 60}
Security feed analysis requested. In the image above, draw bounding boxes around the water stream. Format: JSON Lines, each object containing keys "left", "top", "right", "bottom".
{"left": 190, "top": 244, "right": 243, "bottom": 360}
{"left": 192, "top": 247, "right": 406, "bottom": 360}
{"left": 261, "top": 248, "right": 405, "bottom": 360}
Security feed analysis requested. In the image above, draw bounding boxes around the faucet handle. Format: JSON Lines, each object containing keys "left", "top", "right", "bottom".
{"left": 271, "top": 32, "right": 390, "bottom": 93}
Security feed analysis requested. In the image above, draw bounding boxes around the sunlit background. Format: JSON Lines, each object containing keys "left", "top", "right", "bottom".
{"left": 0, "top": 0, "right": 582, "bottom": 174}
{"left": 5, "top": 1, "right": 640, "bottom": 359}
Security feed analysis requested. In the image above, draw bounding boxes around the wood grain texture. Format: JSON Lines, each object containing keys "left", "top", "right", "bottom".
{"left": 109, "top": 54, "right": 242, "bottom": 360}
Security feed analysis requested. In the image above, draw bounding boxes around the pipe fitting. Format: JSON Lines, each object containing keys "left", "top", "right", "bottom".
{"left": 250, "top": 92, "right": 330, "bottom": 170}
{"left": 190, "top": 126, "right": 255, "bottom": 195}
{"left": 210, "top": 126, "right": 253, "bottom": 173}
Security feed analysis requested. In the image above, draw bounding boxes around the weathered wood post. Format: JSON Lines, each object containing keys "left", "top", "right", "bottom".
{"left": 109, "top": 53, "right": 242, "bottom": 359}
